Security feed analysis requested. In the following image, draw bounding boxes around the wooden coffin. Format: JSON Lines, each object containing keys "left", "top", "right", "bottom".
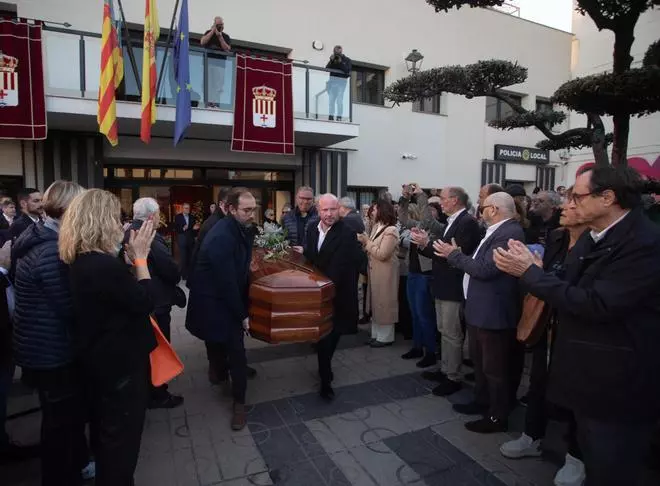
{"left": 249, "top": 248, "right": 335, "bottom": 344}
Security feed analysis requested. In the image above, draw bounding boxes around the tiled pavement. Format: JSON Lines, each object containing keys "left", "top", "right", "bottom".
{"left": 3, "top": 303, "right": 660, "bottom": 486}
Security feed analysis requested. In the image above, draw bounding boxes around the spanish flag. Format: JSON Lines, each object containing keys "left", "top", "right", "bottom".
{"left": 140, "top": 0, "right": 160, "bottom": 143}
{"left": 97, "top": 0, "right": 124, "bottom": 147}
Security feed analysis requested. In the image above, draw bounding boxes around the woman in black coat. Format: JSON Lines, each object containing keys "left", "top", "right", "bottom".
{"left": 12, "top": 180, "right": 88, "bottom": 486}
{"left": 60, "top": 189, "right": 156, "bottom": 486}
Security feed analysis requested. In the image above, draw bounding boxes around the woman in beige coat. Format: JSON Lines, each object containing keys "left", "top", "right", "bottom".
{"left": 358, "top": 199, "right": 399, "bottom": 347}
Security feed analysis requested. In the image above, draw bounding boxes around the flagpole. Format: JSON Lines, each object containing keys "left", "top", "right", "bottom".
{"left": 155, "top": 0, "right": 180, "bottom": 100}
{"left": 116, "top": 0, "right": 141, "bottom": 95}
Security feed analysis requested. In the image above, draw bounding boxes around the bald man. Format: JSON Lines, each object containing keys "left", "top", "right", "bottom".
{"left": 432, "top": 192, "right": 524, "bottom": 434}
{"left": 301, "top": 194, "right": 365, "bottom": 400}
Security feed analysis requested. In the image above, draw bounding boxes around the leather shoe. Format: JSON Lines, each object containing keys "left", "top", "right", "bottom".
{"left": 320, "top": 384, "right": 335, "bottom": 401}
{"left": 464, "top": 416, "right": 508, "bottom": 434}
{"left": 416, "top": 354, "right": 437, "bottom": 368}
{"left": 432, "top": 379, "right": 462, "bottom": 397}
{"left": 421, "top": 369, "right": 446, "bottom": 382}
{"left": 148, "top": 392, "right": 184, "bottom": 409}
{"left": 370, "top": 341, "right": 393, "bottom": 348}
{"left": 401, "top": 348, "right": 423, "bottom": 360}
{"left": 452, "top": 402, "right": 488, "bottom": 415}
{"left": 231, "top": 402, "right": 247, "bottom": 431}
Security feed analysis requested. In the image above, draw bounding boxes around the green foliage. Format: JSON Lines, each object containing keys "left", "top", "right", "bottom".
{"left": 254, "top": 225, "right": 291, "bottom": 260}
{"left": 425, "top": 0, "right": 505, "bottom": 12}
{"left": 576, "top": 0, "right": 660, "bottom": 25}
{"left": 536, "top": 132, "right": 613, "bottom": 151}
{"left": 552, "top": 68, "right": 660, "bottom": 117}
{"left": 384, "top": 60, "right": 527, "bottom": 104}
{"left": 489, "top": 110, "right": 567, "bottom": 130}
{"left": 644, "top": 40, "right": 660, "bottom": 68}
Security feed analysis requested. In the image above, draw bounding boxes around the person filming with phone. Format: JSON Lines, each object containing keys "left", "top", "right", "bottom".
{"left": 201, "top": 17, "right": 232, "bottom": 107}
{"left": 326, "top": 45, "right": 351, "bottom": 121}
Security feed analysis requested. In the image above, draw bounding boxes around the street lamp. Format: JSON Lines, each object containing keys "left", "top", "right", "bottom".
{"left": 405, "top": 49, "right": 424, "bottom": 73}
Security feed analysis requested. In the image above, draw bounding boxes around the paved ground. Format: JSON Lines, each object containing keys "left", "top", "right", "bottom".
{"left": 3, "top": 302, "right": 659, "bottom": 486}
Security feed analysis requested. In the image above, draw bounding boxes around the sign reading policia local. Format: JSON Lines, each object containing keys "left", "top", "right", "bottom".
{"left": 494, "top": 144, "right": 549, "bottom": 165}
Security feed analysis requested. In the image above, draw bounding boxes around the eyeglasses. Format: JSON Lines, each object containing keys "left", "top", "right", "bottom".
{"left": 478, "top": 205, "right": 495, "bottom": 215}
{"left": 570, "top": 191, "right": 595, "bottom": 204}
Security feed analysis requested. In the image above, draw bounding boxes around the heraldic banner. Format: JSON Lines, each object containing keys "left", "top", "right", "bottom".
{"left": 0, "top": 19, "right": 46, "bottom": 140}
{"left": 231, "top": 54, "right": 294, "bottom": 155}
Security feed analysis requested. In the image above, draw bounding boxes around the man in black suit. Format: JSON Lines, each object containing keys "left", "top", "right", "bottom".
{"left": 9, "top": 188, "right": 42, "bottom": 241}
{"left": 495, "top": 166, "right": 660, "bottom": 485}
{"left": 338, "top": 197, "right": 365, "bottom": 234}
{"left": 434, "top": 192, "right": 524, "bottom": 434}
{"left": 301, "top": 194, "right": 364, "bottom": 400}
{"left": 414, "top": 187, "right": 481, "bottom": 396}
{"left": 174, "top": 203, "right": 197, "bottom": 279}
{"left": 185, "top": 188, "right": 256, "bottom": 431}
{"left": 0, "top": 200, "right": 16, "bottom": 247}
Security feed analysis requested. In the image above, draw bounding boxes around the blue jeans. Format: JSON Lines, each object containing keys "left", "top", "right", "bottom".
{"left": 406, "top": 273, "right": 436, "bottom": 354}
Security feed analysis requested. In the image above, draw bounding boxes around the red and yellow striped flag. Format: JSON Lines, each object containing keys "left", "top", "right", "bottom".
{"left": 97, "top": 0, "right": 124, "bottom": 147}
{"left": 140, "top": 0, "right": 160, "bottom": 143}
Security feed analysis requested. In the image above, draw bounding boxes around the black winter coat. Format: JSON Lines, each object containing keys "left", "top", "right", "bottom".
{"left": 12, "top": 223, "right": 74, "bottom": 369}
{"left": 521, "top": 209, "right": 660, "bottom": 422}
{"left": 123, "top": 221, "right": 180, "bottom": 312}
{"left": 304, "top": 220, "right": 363, "bottom": 334}
{"left": 283, "top": 207, "right": 318, "bottom": 247}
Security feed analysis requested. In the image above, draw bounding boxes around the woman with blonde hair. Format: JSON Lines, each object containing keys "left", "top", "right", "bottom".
{"left": 61, "top": 189, "right": 156, "bottom": 486}
{"left": 358, "top": 198, "right": 400, "bottom": 347}
{"left": 13, "top": 180, "right": 89, "bottom": 485}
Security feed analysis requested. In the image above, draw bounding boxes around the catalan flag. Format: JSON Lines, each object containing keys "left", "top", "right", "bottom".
{"left": 140, "top": 0, "right": 160, "bottom": 143}
{"left": 97, "top": 0, "right": 124, "bottom": 147}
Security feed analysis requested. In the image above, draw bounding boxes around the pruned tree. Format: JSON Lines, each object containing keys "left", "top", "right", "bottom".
{"left": 384, "top": 0, "right": 660, "bottom": 166}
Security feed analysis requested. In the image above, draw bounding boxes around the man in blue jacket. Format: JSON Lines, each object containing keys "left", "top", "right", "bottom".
{"left": 185, "top": 188, "right": 256, "bottom": 431}
{"left": 495, "top": 165, "right": 660, "bottom": 486}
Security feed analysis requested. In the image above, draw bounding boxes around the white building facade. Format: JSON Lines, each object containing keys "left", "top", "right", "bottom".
{"left": 1, "top": 0, "right": 573, "bottom": 221}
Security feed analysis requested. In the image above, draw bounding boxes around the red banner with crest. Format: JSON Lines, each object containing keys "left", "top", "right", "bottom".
{"left": 0, "top": 19, "right": 46, "bottom": 140}
{"left": 231, "top": 54, "right": 294, "bottom": 155}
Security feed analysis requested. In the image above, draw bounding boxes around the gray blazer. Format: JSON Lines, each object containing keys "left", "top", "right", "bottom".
{"left": 447, "top": 219, "right": 524, "bottom": 330}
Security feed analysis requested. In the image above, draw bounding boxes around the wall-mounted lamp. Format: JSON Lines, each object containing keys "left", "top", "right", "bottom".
{"left": 405, "top": 49, "right": 424, "bottom": 74}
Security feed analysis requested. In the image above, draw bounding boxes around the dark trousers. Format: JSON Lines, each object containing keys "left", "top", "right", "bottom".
{"left": 26, "top": 366, "right": 88, "bottom": 486}
{"left": 576, "top": 415, "right": 653, "bottom": 486}
{"left": 151, "top": 311, "right": 172, "bottom": 399}
{"left": 468, "top": 325, "right": 516, "bottom": 420}
{"left": 205, "top": 329, "right": 247, "bottom": 404}
{"left": 0, "top": 363, "right": 11, "bottom": 445}
{"left": 88, "top": 362, "right": 149, "bottom": 486}
{"left": 177, "top": 237, "right": 192, "bottom": 279}
{"left": 361, "top": 282, "right": 369, "bottom": 318}
{"left": 396, "top": 275, "right": 413, "bottom": 339}
{"left": 317, "top": 328, "right": 341, "bottom": 386}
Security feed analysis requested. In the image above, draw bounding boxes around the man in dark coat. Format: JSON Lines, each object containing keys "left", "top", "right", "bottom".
{"left": 434, "top": 192, "right": 524, "bottom": 434}
{"left": 303, "top": 194, "right": 364, "bottom": 401}
{"left": 282, "top": 186, "right": 318, "bottom": 250}
{"left": 174, "top": 203, "right": 197, "bottom": 279}
{"left": 124, "top": 198, "right": 183, "bottom": 409}
{"left": 338, "top": 197, "right": 366, "bottom": 234}
{"left": 9, "top": 188, "right": 42, "bottom": 242}
{"left": 185, "top": 188, "right": 256, "bottom": 431}
{"left": 495, "top": 165, "right": 660, "bottom": 486}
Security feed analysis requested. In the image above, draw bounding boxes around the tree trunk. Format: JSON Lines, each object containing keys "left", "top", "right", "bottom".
{"left": 610, "top": 26, "right": 636, "bottom": 166}
{"left": 589, "top": 114, "right": 609, "bottom": 167}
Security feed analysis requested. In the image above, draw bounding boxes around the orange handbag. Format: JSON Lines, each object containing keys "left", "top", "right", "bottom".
{"left": 516, "top": 294, "right": 550, "bottom": 346}
{"left": 149, "top": 317, "right": 184, "bottom": 387}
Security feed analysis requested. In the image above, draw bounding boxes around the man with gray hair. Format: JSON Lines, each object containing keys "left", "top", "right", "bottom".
{"left": 124, "top": 198, "right": 183, "bottom": 409}
{"left": 528, "top": 190, "right": 562, "bottom": 245}
{"left": 432, "top": 192, "right": 524, "bottom": 434}
{"left": 338, "top": 196, "right": 365, "bottom": 234}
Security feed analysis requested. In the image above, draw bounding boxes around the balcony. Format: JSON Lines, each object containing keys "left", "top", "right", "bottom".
{"left": 42, "top": 26, "right": 358, "bottom": 147}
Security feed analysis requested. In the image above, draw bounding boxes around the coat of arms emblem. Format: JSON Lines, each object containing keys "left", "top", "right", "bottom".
{"left": 0, "top": 52, "right": 18, "bottom": 108}
{"left": 252, "top": 85, "right": 276, "bottom": 128}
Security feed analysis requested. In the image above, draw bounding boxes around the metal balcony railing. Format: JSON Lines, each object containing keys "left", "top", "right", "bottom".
{"left": 42, "top": 25, "right": 353, "bottom": 123}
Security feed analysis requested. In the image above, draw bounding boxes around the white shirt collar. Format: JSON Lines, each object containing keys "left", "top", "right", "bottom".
{"left": 3, "top": 214, "right": 12, "bottom": 223}
{"left": 28, "top": 214, "right": 39, "bottom": 223}
{"left": 483, "top": 218, "right": 511, "bottom": 239}
{"left": 446, "top": 208, "right": 465, "bottom": 227}
{"left": 317, "top": 221, "right": 330, "bottom": 251}
{"left": 590, "top": 211, "right": 630, "bottom": 243}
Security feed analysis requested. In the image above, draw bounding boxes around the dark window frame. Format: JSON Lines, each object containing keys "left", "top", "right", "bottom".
{"left": 413, "top": 94, "right": 442, "bottom": 115}
{"left": 485, "top": 94, "right": 523, "bottom": 123}
{"left": 536, "top": 99, "right": 553, "bottom": 114}
{"left": 346, "top": 185, "right": 387, "bottom": 207}
{"left": 351, "top": 66, "right": 385, "bottom": 106}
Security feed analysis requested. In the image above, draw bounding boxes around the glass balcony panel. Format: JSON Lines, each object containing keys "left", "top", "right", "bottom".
{"left": 44, "top": 31, "right": 81, "bottom": 95}
{"left": 308, "top": 69, "right": 350, "bottom": 121}
{"left": 292, "top": 66, "right": 307, "bottom": 117}
{"left": 83, "top": 36, "right": 102, "bottom": 98}
{"left": 206, "top": 53, "right": 235, "bottom": 110}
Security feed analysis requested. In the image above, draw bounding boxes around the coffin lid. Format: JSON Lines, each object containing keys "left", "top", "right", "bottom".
{"left": 254, "top": 269, "right": 332, "bottom": 289}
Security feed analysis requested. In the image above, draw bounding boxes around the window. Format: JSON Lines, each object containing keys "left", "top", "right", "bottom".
{"left": 485, "top": 94, "right": 523, "bottom": 122}
{"left": 536, "top": 99, "right": 553, "bottom": 114}
{"left": 413, "top": 94, "right": 442, "bottom": 114}
{"left": 351, "top": 66, "right": 385, "bottom": 105}
{"left": 347, "top": 186, "right": 386, "bottom": 208}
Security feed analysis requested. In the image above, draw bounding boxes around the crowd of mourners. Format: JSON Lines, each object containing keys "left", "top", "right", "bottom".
{"left": 0, "top": 164, "right": 659, "bottom": 486}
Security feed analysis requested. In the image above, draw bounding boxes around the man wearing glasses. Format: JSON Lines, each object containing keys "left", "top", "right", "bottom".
{"left": 495, "top": 165, "right": 660, "bottom": 485}
{"left": 282, "top": 186, "right": 318, "bottom": 251}
{"left": 185, "top": 188, "right": 256, "bottom": 431}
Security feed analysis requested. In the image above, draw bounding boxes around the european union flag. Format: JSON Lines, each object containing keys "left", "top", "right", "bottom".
{"left": 173, "top": 0, "right": 191, "bottom": 146}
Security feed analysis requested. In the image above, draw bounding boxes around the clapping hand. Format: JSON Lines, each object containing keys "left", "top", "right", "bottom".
{"left": 493, "top": 239, "right": 535, "bottom": 277}
{"left": 125, "top": 219, "right": 156, "bottom": 263}
{"left": 410, "top": 228, "right": 429, "bottom": 248}
{"left": 357, "top": 232, "right": 369, "bottom": 245}
{"left": 433, "top": 238, "right": 459, "bottom": 259}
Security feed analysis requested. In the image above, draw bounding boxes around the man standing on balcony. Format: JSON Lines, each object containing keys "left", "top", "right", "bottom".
{"left": 326, "top": 45, "right": 351, "bottom": 121}
{"left": 201, "top": 17, "right": 232, "bottom": 108}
